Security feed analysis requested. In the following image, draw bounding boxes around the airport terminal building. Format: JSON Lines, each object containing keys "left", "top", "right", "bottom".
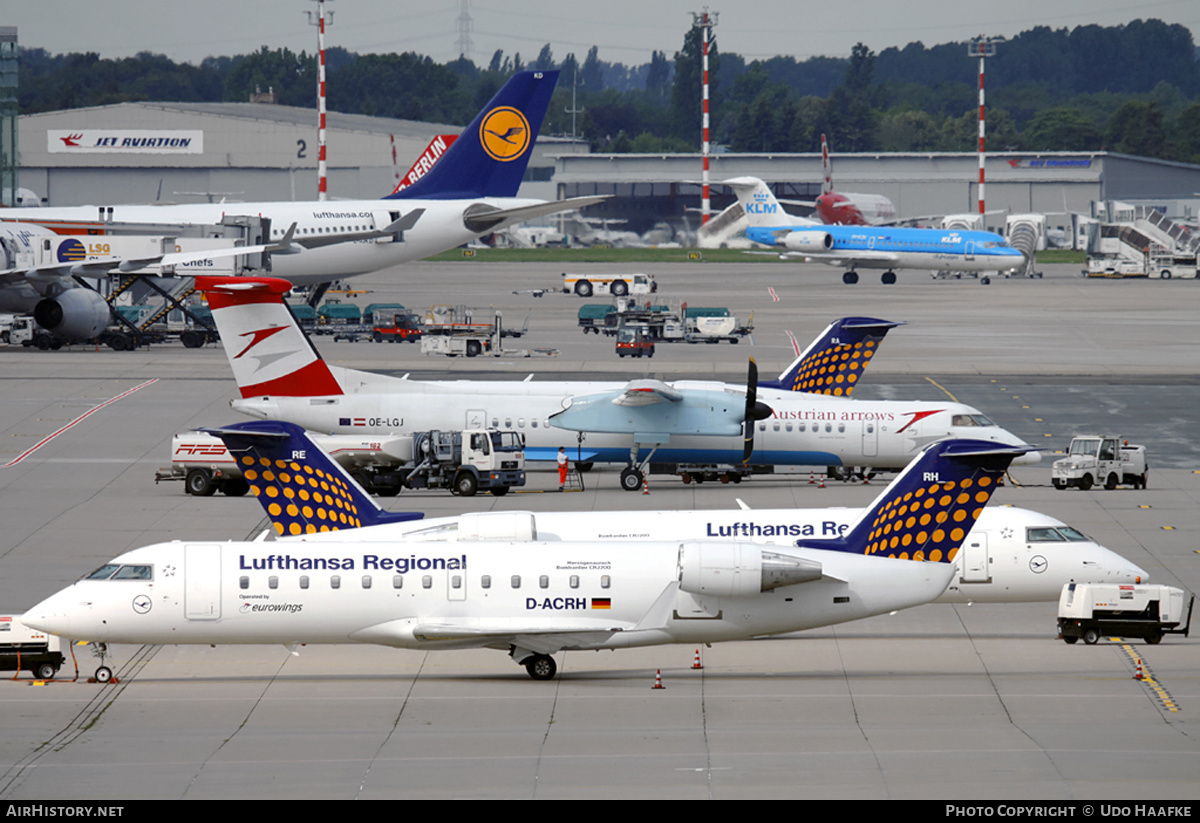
{"left": 15, "top": 102, "right": 1200, "bottom": 238}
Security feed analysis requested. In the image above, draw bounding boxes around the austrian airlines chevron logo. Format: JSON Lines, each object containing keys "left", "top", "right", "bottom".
{"left": 234, "top": 326, "right": 289, "bottom": 360}
{"left": 895, "top": 409, "right": 945, "bottom": 434}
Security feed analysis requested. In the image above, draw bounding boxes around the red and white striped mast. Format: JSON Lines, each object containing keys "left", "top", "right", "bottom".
{"left": 691, "top": 8, "right": 718, "bottom": 225}
{"left": 307, "top": 0, "right": 334, "bottom": 201}
{"left": 968, "top": 35, "right": 1000, "bottom": 219}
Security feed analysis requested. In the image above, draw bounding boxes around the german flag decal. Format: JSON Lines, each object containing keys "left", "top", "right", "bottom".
{"left": 591, "top": 598, "right": 611, "bottom": 610}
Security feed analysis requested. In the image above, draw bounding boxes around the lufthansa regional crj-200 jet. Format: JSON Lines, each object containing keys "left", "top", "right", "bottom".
{"left": 727, "top": 176, "right": 1025, "bottom": 285}
{"left": 0, "top": 71, "right": 604, "bottom": 346}
{"left": 24, "top": 428, "right": 1036, "bottom": 681}
{"left": 196, "top": 276, "right": 1040, "bottom": 491}
{"left": 214, "top": 423, "right": 1147, "bottom": 609}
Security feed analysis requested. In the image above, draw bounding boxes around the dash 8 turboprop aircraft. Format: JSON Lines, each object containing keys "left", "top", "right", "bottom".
{"left": 196, "top": 276, "right": 1039, "bottom": 491}
{"left": 24, "top": 432, "right": 1032, "bottom": 682}
{"left": 0, "top": 71, "right": 604, "bottom": 289}
{"left": 727, "top": 176, "right": 1025, "bottom": 285}
{"left": 217, "top": 422, "right": 1147, "bottom": 609}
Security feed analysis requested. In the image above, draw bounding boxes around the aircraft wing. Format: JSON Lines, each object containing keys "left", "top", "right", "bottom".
{"left": 795, "top": 250, "right": 902, "bottom": 266}
{"left": 349, "top": 617, "right": 632, "bottom": 652}
{"left": 550, "top": 384, "right": 749, "bottom": 440}
{"left": 461, "top": 195, "right": 610, "bottom": 233}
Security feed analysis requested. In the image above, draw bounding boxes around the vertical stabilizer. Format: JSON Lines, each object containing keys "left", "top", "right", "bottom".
{"left": 762, "top": 317, "right": 905, "bottom": 394}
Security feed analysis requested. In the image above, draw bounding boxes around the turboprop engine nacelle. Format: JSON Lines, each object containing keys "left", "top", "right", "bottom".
{"left": 678, "top": 542, "right": 823, "bottom": 598}
{"left": 782, "top": 231, "right": 834, "bottom": 253}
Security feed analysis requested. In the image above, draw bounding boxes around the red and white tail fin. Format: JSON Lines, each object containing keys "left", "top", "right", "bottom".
{"left": 821, "top": 133, "right": 833, "bottom": 195}
{"left": 389, "top": 134, "right": 458, "bottom": 196}
{"left": 195, "top": 276, "right": 344, "bottom": 399}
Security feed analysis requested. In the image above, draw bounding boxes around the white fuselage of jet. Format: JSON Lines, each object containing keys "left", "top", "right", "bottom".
{"left": 235, "top": 375, "right": 1041, "bottom": 470}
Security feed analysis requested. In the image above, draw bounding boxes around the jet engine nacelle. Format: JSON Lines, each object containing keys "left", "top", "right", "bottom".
{"left": 678, "top": 542, "right": 823, "bottom": 598}
{"left": 33, "top": 288, "right": 113, "bottom": 341}
{"left": 782, "top": 231, "right": 834, "bottom": 253}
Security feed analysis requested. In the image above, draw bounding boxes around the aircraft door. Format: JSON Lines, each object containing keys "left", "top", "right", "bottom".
{"left": 958, "top": 533, "right": 990, "bottom": 584}
{"left": 185, "top": 544, "right": 223, "bottom": 620}
{"left": 965, "top": 241, "right": 975, "bottom": 261}
{"left": 861, "top": 421, "right": 878, "bottom": 457}
{"left": 466, "top": 409, "right": 486, "bottom": 429}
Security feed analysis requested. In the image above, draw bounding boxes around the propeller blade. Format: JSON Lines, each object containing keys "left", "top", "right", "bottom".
{"left": 744, "top": 358, "right": 758, "bottom": 464}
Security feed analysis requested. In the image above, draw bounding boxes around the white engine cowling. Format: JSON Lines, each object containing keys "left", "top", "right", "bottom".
{"left": 782, "top": 231, "right": 834, "bottom": 253}
{"left": 678, "top": 542, "right": 822, "bottom": 598}
{"left": 33, "top": 288, "right": 113, "bottom": 341}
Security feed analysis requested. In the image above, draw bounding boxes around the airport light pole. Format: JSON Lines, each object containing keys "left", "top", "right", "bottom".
{"left": 306, "top": 0, "right": 334, "bottom": 201}
{"left": 968, "top": 35, "right": 1002, "bottom": 220}
{"left": 691, "top": 8, "right": 718, "bottom": 225}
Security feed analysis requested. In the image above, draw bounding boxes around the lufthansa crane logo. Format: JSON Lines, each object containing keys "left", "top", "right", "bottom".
{"left": 479, "top": 106, "right": 531, "bottom": 162}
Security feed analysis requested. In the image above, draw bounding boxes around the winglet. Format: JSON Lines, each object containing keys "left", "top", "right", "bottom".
{"left": 386, "top": 70, "right": 559, "bottom": 200}
{"left": 195, "top": 275, "right": 344, "bottom": 399}
{"left": 205, "top": 420, "right": 422, "bottom": 535}
{"left": 795, "top": 439, "right": 1034, "bottom": 562}
{"left": 761, "top": 317, "right": 905, "bottom": 395}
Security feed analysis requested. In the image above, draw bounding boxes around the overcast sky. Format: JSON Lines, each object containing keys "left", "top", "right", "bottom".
{"left": 8, "top": 0, "right": 1199, "bottom": 66}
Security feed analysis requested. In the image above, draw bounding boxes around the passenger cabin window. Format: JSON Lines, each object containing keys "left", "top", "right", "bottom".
{"left": 392, "top": 575, "right": 403, "bottom": 589}
{"left": 601, "top": 575, "right": 611, "bottom": 589}
{"left": 539, "top": 575, "right": 549, "bottom": 589}
{"left": 511, "top": 575, "right": 521, "bottom": 588}
{"left": 422, "top": 576, "right": 432, "bottom": 589}
{"left": 300, "top": 576, "right": 310, "bottom": 590}
{"left": 362, "top": 576, "right": 372, "bottom": 589}
{"left": 331, "top": 575, "right": 341, "bottom": 589}
{"left": 481, "top": 575, "right": 492, "bottom": 589}
{"left": 240, "top": 576, "right": 249, "bottom": 590}
{"left": 269, "top": 576, "right": 279, "bottom": 589}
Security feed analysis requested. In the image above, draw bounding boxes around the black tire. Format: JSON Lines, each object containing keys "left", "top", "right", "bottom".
{"left": 881, "top": 271, "right": 897, "bottom": 285}
{"left": 842, "top": 271, "right": 859, "bottom": 285}
{"left": 34, "top": 335, "right": 52, "bottom": 351}
{"left": 1079, "top": 473, "right": 1094, "bottom": 491}
{"left": 1104, "top": 473, "right": 1118, "bottom": 490}
{"left": 1140, "top": 473, "right": 1148, "bottom": 489}
{"left": 574, "top": 281, "right": 593, "bottom": 297}
{"left": 185, "top": 468, "right": 216, "bottom": 497}
{"left": 489, "top": 486, "right": 509, "bottom": 496}
{"left": 373, "top": 331, "right": 383, "bottom": 343}
{"left": 95, "top": 666, "right": 113, "bottom": 683}
{"left": 107, "top": 333, "right": 130, "bottom": 352}
{"left": 180, "top": 330, "right": 204, "bottom": 349}
{"left": 221, "top": 477, "right": 250, "bottom": 497}
{"left": 1063, "top": 636, "right": 1078, "bottom": 645}
{"left": 1053, "top": 479, "right": 1066, "bottom": 490}
{"left": 33, "top": 662, "right": 58, "bottom": 680}
{"left": 1145, "top": 633, "right": 1163, "bottom": 645}
{"left": 680, "top": 472, "right": 692, "bottom": 484}
{"left": 1082, "top": 627, "right": 1100, "bottom": 645}
{"left": 619, "top": 467, "right": 643, "bottom": 492}
{"left": 525, "top": 654, "right": 557, "bottom": 680}
{"left": 981, "top": 276, "right": 991, "bottom": 285}
{"left": 611, "top": 280, "right": 628, "bottom": 296}
{"left": 455, "top": 471, "right": 478, "bottom": 497}
{"left": 466, "top": 340, "right": 482, "bottom": 357}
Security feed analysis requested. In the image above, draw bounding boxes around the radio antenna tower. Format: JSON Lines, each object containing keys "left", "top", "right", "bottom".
{"left": 306, "top": 0, "right": 334, "bottom": 201}
{"left": 968, "top": 35, "right": 1002, "bottom": 217}
{"left": 455, "top": 0, "right": 474, "bottom": 60}
{"left": 690, "top": 8, "right": 718, "bottom": 225}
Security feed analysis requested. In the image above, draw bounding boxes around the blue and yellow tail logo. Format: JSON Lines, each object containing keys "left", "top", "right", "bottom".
{"left": 56, "top": 238, "right": 86, "bottom": 263}
{"left": 479, "top": 106, "right": 531, "bottom": 162}
{"left": 787, "top": 337, "right": 877, "bottom": 395}
{"left": 240, "top": 454, "right": 364, "bottom": 536}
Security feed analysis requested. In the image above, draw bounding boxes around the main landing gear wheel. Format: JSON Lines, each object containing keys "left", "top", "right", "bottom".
{"left": 525, "top": 654, "right": 557, "bottom": 680}
{"left": 94, "top": 665, "right": 113, "bottom": 683}
{"left": 881, "top": 271, "right": 896, "bottom": 285}
{"left": 619, "top": 467, "right": 644, "bottom": 492}
{"left": 842, "top": 271, "right": 859, "bottom": 285}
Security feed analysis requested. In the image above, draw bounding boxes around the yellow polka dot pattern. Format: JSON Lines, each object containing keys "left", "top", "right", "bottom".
{"left": 241, "top": 454, "right": 363, "bottom": 536}
{"left": 790, "top": 339, "right": 876, "bottom": 396}
{"left": 863, "top": 474, "right": 995, "bottom": 561}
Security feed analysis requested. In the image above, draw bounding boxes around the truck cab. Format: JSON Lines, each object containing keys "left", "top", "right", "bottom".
{"left": 1052, "top": 435, "right": 1148, "bottom": 490}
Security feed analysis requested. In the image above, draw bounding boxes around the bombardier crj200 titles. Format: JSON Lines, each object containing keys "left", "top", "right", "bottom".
{"left": 25, "top": 428, "right": 1041, "bottom": 681}
{"left": 197, "top": 276, "right": 1039, "bottom": 490}
{"left": 728, "top": 176, "right": 1025, "bottom": 284}
{"left": 0, "top": 71, "right": 603, "bottom": 290}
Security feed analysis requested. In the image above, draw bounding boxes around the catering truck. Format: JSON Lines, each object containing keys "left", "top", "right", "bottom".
{"left": 1058, "top": 584, "right": 1193, "bottom": 645}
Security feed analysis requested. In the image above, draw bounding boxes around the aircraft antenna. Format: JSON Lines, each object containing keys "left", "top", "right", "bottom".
{"left": 690, "top": 8, "right": 718, "bottom": 225}
{"left": 968, "top": 35, "right": 1003, "bottom": 219}
{"left": 306, "top": 0, "right": 335, "bottom": 201}
{"left": 455, "top": 0, "right": 474, "bottom": 62}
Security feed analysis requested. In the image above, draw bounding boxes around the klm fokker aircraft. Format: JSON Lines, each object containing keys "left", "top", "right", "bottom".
{"left": 25, "top": 425, "right": 1036, "bottom": 681}
{"left": 727, "top": 177, "right": 1026, "bottom": 284}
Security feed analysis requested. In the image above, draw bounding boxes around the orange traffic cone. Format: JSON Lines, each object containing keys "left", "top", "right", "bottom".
{"left": 1135, "top": 659, "right": 1144, "bottom": 680}
{"left": 652, "top": 669, "right": 665, "bottom": 689}
{"left": 692, "top": 649, "right": 703, "bottom": 670}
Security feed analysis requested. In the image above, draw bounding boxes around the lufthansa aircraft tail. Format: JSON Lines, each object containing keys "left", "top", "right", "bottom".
{"left": 761, "top": 316, "right": 905, "bottom": 395}
{"left": 796, "top": 439, "right": 1032, "bottom": 562}
{"left": 206, "top": 420, "right": 423, "bottom": 534}
{"left": 386, "top": 70, "right": 558, "bottom": 201}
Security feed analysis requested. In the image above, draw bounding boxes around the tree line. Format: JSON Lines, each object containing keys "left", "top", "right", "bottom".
{"left": 16, "top": 17, "right": 1200, "bottom": 164}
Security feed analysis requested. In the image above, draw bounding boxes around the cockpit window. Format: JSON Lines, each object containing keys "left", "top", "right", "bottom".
{"left": 953, "top": 414, "right": 996, "bottom": 427}
{"left": 1027, "top": 528, "right": 1067, "bottom": 542}
{"left": 1056, "top": 526, "right": 1091, "bottom": 542}
{"left": 971, "top": 414, "right": 995, "bottom": 427}
{"left": 88, "top": 564, "right": 152, "bottom": 581}
{"left": 86, "top": 564, "right": 121, "bottom": 580}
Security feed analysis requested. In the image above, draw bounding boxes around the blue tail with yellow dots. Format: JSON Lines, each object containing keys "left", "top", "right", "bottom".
{"left": 795, "top": 439, "right": 1032, "bottom": 562}
{"left": 385, "top": 70, "right": 558, "bottom": 201}
{"left": 205, "top": 421, "right": 422, "bottom": 536}
{"left": 760, "top": 317, "right": 904, "bottom": 395}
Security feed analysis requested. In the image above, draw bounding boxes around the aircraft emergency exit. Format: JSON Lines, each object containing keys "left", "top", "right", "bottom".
{"left": 197, "top": 276, "right": 1039, "bottom": 491}
{"left": 728, "top": 176, "right": 1025, "bottom": 284}
{"left": 0, "top": 72, "right": 604, "bottom": 288}
{"left": 215, "top": 422, "right": 1149, "bottom": 606}
{"left": 24, "top": 433, "right": 1029, "bottom": 681}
